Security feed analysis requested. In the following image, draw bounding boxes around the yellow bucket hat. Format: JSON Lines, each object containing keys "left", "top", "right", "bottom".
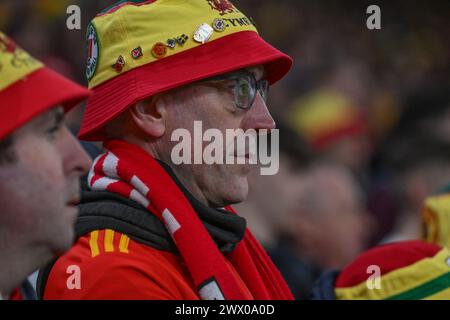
{"left": 0, "top": 31, "right": 89, "bottom": 140}
{"left": 79, "top": 0, "right": 293, "bottom": 141}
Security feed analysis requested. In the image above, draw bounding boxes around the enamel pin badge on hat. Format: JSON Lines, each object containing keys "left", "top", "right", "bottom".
{"left": 193, "top": 23, "right": 214, "bottom": 44}
{"left": 112, "top": 55, "right": 125, "bottom": 72}
{"left": 131, "top": 46, "right": 143, "bottom": 59}
{"left": 212, "top": 18, "right": 226, "bottom": 32}
{"left": 151, "top": 42, "right": 167, "bottom": 59}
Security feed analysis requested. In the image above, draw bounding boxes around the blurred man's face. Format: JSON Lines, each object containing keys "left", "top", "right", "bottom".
{"left": 156, "top": 66, "right": 276, "bottom": 207}
{"left": 313, "top": 185, "right": 372, "bottom": 268}
{"left": 0, "top": 107, "right": 91, "bottom": 256}
{"left": 291, "top": 165, "right": 374, "bottom": 269}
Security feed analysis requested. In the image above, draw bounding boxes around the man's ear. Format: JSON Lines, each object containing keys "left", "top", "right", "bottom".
{"left": 129, "top": 98, "right": 166, "bottom": 138}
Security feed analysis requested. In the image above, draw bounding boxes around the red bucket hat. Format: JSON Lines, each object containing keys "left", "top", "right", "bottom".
{"left": 0, "top": 32, "right": 90, "bottom": 140}
{"left": 78, "top": 0, "right": 293, "bottom": 141}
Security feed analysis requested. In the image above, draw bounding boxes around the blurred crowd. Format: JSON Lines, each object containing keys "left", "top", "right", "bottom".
{"left": 1, "top": 0, "right": 450, "bottom": 299}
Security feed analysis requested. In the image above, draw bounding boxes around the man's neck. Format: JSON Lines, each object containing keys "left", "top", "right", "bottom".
{"left": 167, "top": 166, "right": 211, "bottom": 206}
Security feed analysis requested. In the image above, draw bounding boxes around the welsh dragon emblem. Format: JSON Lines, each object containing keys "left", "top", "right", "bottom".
{"left": 207, "top": 0, "right": 236, "bottom": 16}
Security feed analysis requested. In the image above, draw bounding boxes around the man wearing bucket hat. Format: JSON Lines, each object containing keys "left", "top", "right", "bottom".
{"left": 0, "top": 32, "right": 92, "bottom": 299}
{"left": 312, "top": 240, "right": 450, "bottom": 300}
{"left": 40, "top": 0, "right": 294, "bottom": 300}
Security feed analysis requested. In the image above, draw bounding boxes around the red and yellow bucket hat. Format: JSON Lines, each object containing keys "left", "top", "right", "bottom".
{"left": 78, "top": 0, "right": 293, "bottom": 141}
{"left": 0, "top": 31, "right": 89, "bottom": 140}
{"left": 335, "top": 241, "right": 450, "bottom": 300}
{"left": 288, "top": 90, "right": 368, "bottom": 150}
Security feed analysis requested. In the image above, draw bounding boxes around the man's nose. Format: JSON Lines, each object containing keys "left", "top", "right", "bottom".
{"left": 63, "top": 128, "right": 93, "bottom": 176}
{"left": 241, "top": 93, "right": 276, "bottom": 132}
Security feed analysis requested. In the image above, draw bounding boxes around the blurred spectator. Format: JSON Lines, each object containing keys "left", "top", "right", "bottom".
{"left": 380, "top": 135, "right": 450, "bottom": 243}
{"left": 239, "top": 122, "right": 374, "bottom": 299}
{"left": 269, "top": 162, "right": 374, "bottom": 299}
{"left": 376, "top": 85, "right": 450, "bottom": 243}
{"left": 288, "top": 89, "right": 372, "bottom": 175}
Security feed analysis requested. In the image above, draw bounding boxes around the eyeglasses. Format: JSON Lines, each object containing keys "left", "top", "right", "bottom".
{"left": 199, "top": 70, "right": 269, "bottom": 110}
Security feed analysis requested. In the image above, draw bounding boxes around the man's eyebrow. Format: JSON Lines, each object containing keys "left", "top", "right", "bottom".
{"left": 34, "top": 106, "right": 65, "bottom": 129}
{"left": 244, "top": 67, "right": 265, "bottom": 81}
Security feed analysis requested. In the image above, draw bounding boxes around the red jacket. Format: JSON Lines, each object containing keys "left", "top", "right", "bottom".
{"left": 43, "top": 229, "right": 253, "bottom": 299}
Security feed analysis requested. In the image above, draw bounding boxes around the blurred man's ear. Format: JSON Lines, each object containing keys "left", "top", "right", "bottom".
{"left": 129, "top": 98, "right": 165, "bottom": 138}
